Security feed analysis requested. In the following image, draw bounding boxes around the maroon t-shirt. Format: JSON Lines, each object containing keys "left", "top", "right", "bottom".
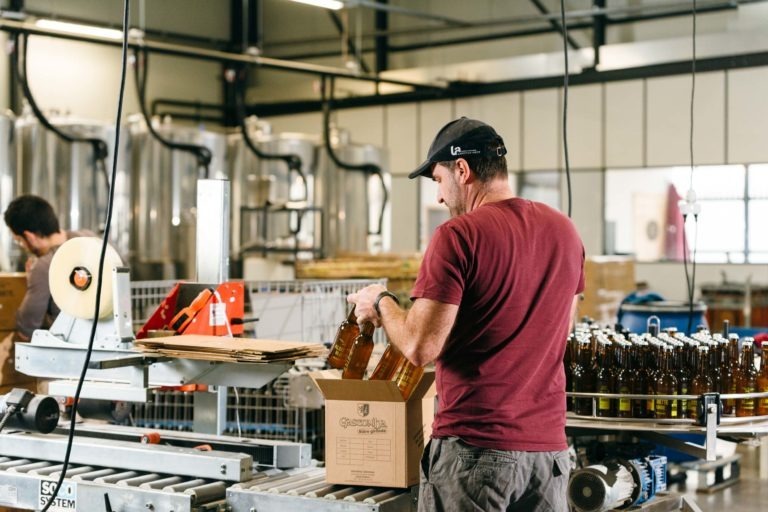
{"left": 412, "top": 198, "right": 584, "bottom": 451}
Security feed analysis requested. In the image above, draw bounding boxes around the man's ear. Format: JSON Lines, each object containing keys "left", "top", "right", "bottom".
{"left": 454, "top": 158, "right": 474, "bottom": 185}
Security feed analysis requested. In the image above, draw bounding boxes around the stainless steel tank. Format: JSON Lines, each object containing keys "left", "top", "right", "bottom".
{"left": 129, "top": 116, "right": 228, "bottom": 280}
{"left": 228, "top": 120, "right": 319, "bottom": 260}
{"left": 14, "top": 112, "right": 132, "bottom": 259}
{"left": 0, "top": 111, "right": 19, "bottom": 271}
{"left": 316, "top": 128, "right": 391, "bottom": 257}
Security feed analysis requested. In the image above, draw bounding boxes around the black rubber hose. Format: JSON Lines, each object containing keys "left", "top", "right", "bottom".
{"left": 132, "top": 47, "right": 212, "bottom": 178}
{"left": 234, "top": 70, "right": 308, "bottom": 202}
{"left": 321, "top": 76, "right": 388, "bottom": 237}
{"left": 15, "top": 33, "right": 111, "bottom": 198}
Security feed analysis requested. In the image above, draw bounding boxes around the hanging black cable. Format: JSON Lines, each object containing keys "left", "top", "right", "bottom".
{"left": 39, "top": 2, "right": 131, "bottom": 510}
{"left": 233, "top": 67, "right": 308, "bottom": 202}
{"left": 132, "top": 47, "right": 212, "bottom": 178}
{"left": 13, "top": 32, "right": 111, "bottom": 200}
{"left": 321, "top": 75, "right": 388, "bottom": 236}
{"left": 685, "top": 0, "right": 699, "bottom": 333}
{"left": 560, "top": 0, "right": 573, "bottom": 218}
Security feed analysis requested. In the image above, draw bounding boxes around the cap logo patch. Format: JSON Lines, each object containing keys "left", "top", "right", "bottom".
{"left": 450, "top": 145, "right": 481, "bottom": 156}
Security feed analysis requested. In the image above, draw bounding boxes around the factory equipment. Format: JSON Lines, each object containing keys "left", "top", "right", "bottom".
{"left": 319, "top": 76, "right": 391, "bottom": 258}
{"left": 568, "top": 456, "right": 667, "bottom": 512}
{"left": 0, "top": 388, "right": 60, "bottom": 434}
{"left": 15, "top": 236, "right": 289, "bottom": 405}
{"left": 228, "top": 119, "right": 322, "bottom": 279}
{"left": 316, "top": 126, "right": 391, "bottom": 257}
{"left": 14, "top": 111, "right": 133, "bottom": 259}
{"left": 0, "top": 111, "right": 18, "bottom": 272}
{"left": 129, "top": 117, "right": 228, "bottom": 280}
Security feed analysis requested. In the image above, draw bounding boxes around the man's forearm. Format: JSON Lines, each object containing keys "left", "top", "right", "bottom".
{"left": 377, "top": 297, "right": 416, "bottom": 362}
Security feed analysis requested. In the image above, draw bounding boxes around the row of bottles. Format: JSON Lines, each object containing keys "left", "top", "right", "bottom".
{"left": 327, "top": 306, "right": 424, "bottom": 399}
{"left": 566, "top": 324, "right": 768, "bottom": 419}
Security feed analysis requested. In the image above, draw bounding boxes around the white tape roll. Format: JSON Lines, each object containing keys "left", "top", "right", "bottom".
{"left": 48, "top": 237, "right": 123, "bottom": 320}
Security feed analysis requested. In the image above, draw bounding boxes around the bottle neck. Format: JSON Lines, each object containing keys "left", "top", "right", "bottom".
{"left": 742, "top": 345, "right": 755, "bottom": 372}
{"left": 697, "top": 350, "right": 709, "bottom": 375}
{"left": 360, "top": 321, "right": 375, "bottom": 338}
{"left": 346, "top": 306, "right": 357, "bottom": 324}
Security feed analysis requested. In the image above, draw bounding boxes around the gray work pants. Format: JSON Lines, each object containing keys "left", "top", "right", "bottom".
{"left": 418, "top": 437, "right": 571, "bottom": 512}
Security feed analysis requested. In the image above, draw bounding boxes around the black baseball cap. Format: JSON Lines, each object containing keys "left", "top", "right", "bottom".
{"left": 408, "top": 117, "right": 507, "bottom": 179}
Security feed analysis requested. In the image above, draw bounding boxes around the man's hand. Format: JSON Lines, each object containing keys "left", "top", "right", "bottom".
{"left": 347, "top": 284, "right": 387, "bottom": 327}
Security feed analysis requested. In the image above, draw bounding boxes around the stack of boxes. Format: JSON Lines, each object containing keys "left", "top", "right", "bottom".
{"left": 0, "top": 273, "right": 36, "bottom": 393}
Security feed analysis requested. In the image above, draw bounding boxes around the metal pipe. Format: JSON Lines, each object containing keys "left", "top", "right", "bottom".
{"left": 374, "top": 0, "right": 388, "bottom": 74}
{"left": 349, "top": 0, "right": 471, "bottom": 27}
{"left": 0, "top": 17, "right": 445, "bottom": 90}
{"left": 328, "top": 10, "right": 370, "bottom": 74}
{"left": 246, "top": 50, "right": 768, "bottom": 117}
{"left": 528, "top": 0, "right": 580, "bottom": 49}
{"left": 593, "top": 0, "right": 606, "bottom": 68}
{"left": 266, "top": 0, "right": 748, "bottom": 47}
{"left": 276, "top": 22, "right": 595, "bottom": 60}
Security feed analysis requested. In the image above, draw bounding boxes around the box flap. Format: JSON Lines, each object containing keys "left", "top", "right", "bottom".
{"left": 312, "top": 376, "right": 405, "bottom": 402}
{"left": 309, "top": 369, "right": 437, "bottom": 403}
{"left": 408, "top": 369, "right": 436, "bottom": 401}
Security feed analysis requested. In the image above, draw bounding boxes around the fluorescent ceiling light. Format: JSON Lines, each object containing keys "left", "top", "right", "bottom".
{"left": 290, "top": 0, "right": 345, "bottom": 10}
{"left": 35, "top": 19, "right": 123, "bottom": 40}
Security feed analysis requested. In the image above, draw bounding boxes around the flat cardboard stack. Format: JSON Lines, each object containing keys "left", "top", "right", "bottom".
{"left": 579, "top": 256, "right": 637, "bottom": 324}
{"left": 135, "top": 334, "right": 327, "bottom": 363}
{"left": 311, "top": 369, "right": 436, "bottom": 488}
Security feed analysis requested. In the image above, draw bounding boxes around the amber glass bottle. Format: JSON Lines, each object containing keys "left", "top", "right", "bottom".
{"left": 630, "top": 343, "right": 652, "bottom": 418}
{"left": 736, "top": 339, "right": 758, "bottom": 417}
{"left": 565, "top": 335, "right": 578, "bottom": 412}
{"left": 342, "top": 322, "right": 375, "bottom": 379}
{"left": 718, "top": 337, "right": 733, "bottom": 415}
{"left": 370, "top": 344, "right": 406, "bottom": 380}
{"left": 723, "top": 334, "right": 742, "bottom": 415}
{"left": 395, "top": 361, "right": 425, "bottom": 400}
{"left": 654, "top": 346, "right": 679, "bottom": 419}
{"left": 675, "top": 345, "right": 692, "bottom": 419}
{"left": 327, "top": 306, "right": 360, "bottom": 369}
{"left": 757, "top": 341, "right": 768, "bottom": 416}
{"left": 572, "top": 339, "right": 596, "bottom": 416}
{"left": 595, "top": 341, "right": 615, "bottom": 417}
{"left": 688, "top": 346, "right": 713, "bottom": 419}
{"left": 614, "top": 344, "right": 632, "bottom": 418}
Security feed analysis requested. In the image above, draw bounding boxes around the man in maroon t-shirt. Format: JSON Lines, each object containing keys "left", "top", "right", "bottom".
{"left": 349, "top": 117, "right": 584, "bottom": 512}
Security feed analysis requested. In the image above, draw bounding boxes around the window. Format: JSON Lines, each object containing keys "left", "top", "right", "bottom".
{"left": 605, "top": 164, "right": 766, "bottom": 263}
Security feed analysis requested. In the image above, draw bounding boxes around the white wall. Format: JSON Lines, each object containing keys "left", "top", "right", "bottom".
{"left": 1, "top": 0, "right": 227, "bottom": 122}
{"left": 21, "top": 36, "right": 222, "bottom": 123}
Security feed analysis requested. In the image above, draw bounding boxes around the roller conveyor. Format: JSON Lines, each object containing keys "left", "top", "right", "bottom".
{"left": 0, "top": 455, "right": 228, "bottom": 511}
{"left": 0, "top": 456, "right": 416, "bottom": 512}
{"left": 0, "top": 434, "right": 416, "bottom": 512}
{"left": 227, "top": 467, "right": 416, "bottom": 512}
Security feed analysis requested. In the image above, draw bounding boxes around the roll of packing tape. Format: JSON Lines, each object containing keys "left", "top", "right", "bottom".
{"left": 49, "top": 237, "right": 123, "bottom": 319}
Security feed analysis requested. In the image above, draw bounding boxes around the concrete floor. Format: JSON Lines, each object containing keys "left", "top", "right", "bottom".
{"left": 673, "top": 445, "right": 768, "bottom": 512}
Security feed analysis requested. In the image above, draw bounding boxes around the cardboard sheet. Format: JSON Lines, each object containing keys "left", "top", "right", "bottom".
{"left": 135, "top": 334, "right": 326, "bottom": 363}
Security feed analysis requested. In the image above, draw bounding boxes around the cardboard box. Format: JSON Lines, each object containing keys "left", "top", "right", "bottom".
{"left": 0, "top": 332, "right": 35, "bottom": 387}
{"left": 0, "top": 273, "right": 26, "bottom": 331}
{"left": 312, "top": 369, "right": 436, "bottom": 488}
{"left": 579, "top": 256, "right": 636, "bottom": 325}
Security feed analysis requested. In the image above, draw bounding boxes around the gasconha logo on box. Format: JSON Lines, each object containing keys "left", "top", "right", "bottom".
{"left": 339, "top": 416, "right": 388, "bottom": 433}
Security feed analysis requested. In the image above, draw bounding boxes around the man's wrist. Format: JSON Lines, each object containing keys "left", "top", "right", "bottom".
{"left": 373, "top": 291, "right": 400, "bottom": 316}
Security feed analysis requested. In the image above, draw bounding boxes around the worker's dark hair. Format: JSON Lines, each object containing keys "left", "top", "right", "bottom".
{"left": 4, "top": 195, "right": 60, "bottom": 237}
